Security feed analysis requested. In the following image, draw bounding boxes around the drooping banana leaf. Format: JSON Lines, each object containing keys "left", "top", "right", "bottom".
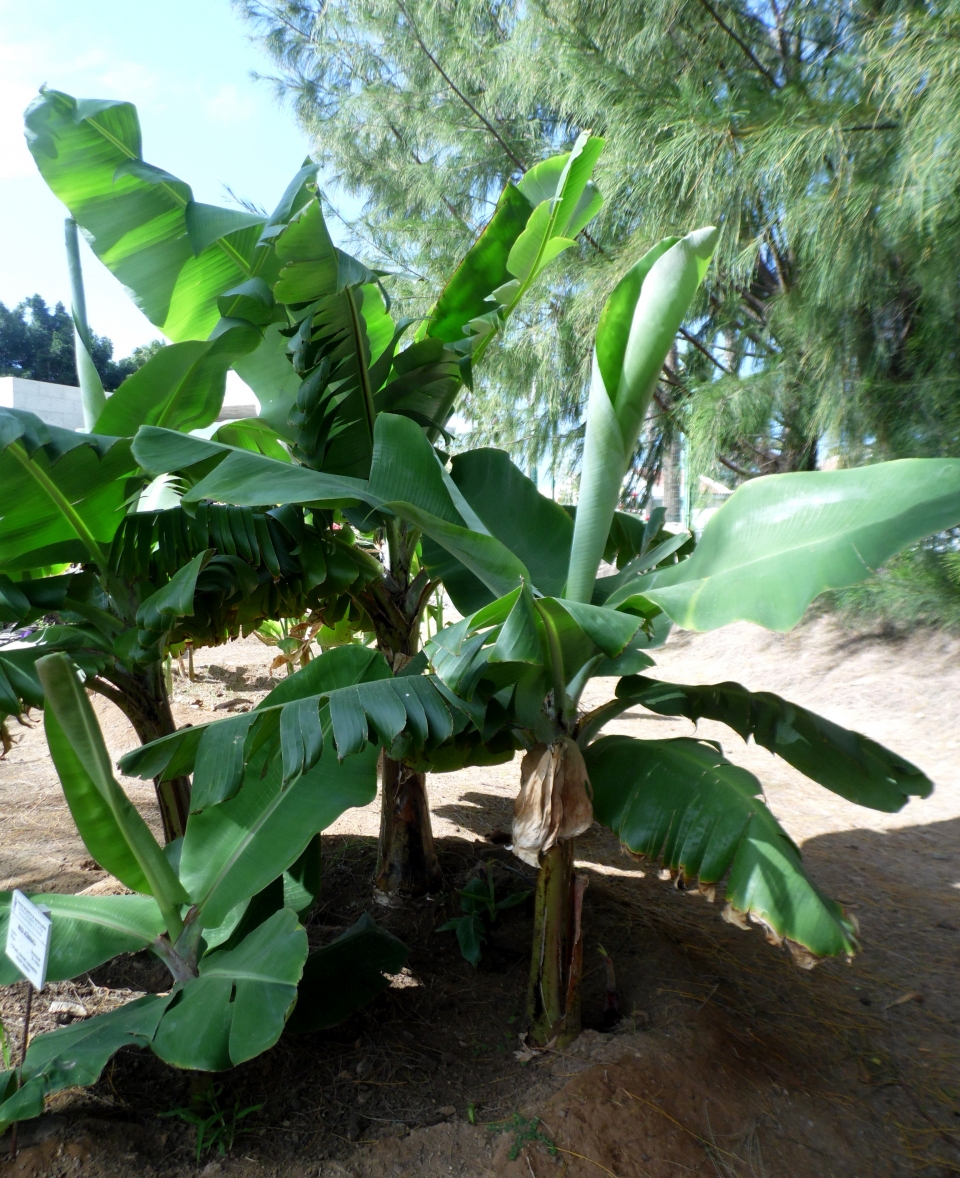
{"left": 610, "top": 675, "right": 933, "bottom": 812}
{"left": 210, "top": 416, "right": 292, "bottom": 462}
{"left": 131, "top": 426, "right": 375, "bottom": 510}
{"left": 0, "top": 993, "right": 171, "bottom": 1133}
{"left": 151, "top": 908, "right": 307, "bottom": 1070}
{"left": 271, "top": 200, "right": 387, "bottom": 474}
{"left": 586, "top": 734, "right": 859, "bottom": 963}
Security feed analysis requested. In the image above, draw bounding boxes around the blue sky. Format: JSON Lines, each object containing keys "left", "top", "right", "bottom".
{"left": 1, "top": 0, "right": 317, "bottom": 358}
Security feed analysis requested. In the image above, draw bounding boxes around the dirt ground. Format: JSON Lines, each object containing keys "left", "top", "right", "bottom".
{"left": 1, "top": 615, "right": 958, "bottom": 1178}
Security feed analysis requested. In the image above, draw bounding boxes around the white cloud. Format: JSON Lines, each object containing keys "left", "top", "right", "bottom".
{"left": 205, "top": 83, "right": 258, "bottom": 125}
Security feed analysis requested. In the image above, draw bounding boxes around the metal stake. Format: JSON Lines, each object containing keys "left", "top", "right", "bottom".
{"left": 8, "top": 980, "right": 34, "bottom": 1160}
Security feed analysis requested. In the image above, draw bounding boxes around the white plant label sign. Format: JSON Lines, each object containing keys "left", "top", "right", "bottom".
{"left": 4, "top": 889, "right": 52, "bottom": 990}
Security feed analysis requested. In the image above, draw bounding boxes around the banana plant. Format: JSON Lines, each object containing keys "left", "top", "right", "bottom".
{"left": 0, "top": 650, "right": 407, "bottom": 1134}
{"left": 117, "top": 225, "right": 960, "bottom": 1049}
{"left": 26, "top": 87, "right": 609, "bottom": 892}
{"left": 362, "top": 229, "right": 960, "bottom": 1046}
{"left": 22, "top": 87, "right": 605, "bottom": 865}
{"left": 0, "top": 404, "right": 377, "bottom": 840}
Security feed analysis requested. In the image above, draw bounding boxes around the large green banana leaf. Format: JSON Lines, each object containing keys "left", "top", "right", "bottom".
{"left": 0, "top": 994, "right": 170, "bottom": 1132}
{"left": 38, "top": 655, "right": 188, "bottom": 924}
{"left": 132, "top": 426, "right": 374, "bottom": 509}
{"left": 0, "top": 645, "right": 410, "bottom": 1131}
{"left": 443, "top": 449, "right": 574, "bottom": 598}
{"left": 24, "top": 88, "right": 321, "bottom": 431}
{"left": 179, "top": 714, "right": 380, "bottom": 928}
{"left": 119, "top": 645, "right": 392, "bottom": 780}
{"left": 0, "top": 409, "right": 141, "bottom": 572}
{"left": 94, "top": 325, "right": 261, "bottom": 436}
{"left": 151, "top": 908, "right": 307, "bottom": 1070}
{"left": 24, "top": 89, "right": 284, "bottom": 342}
{"left": 611, "top": 676, "right": 933, "bottom": 812}
{"left": 586, "top": 734, "right": 859, "bottom": 963}
{"left": 630, "top": 458, "right": 960, "bottom": 631}
{"left": 43, "top": 705, "right": 158, "bottom": 894}
{"left": 0, "top": 893, "right": 165, "bottom": 985}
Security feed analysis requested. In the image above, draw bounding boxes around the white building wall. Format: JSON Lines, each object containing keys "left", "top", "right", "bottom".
{"left": 0, "top": 376, "right": 85, "bottom": 431}
{"left": 0, "top": 374, "right": 259, "bottom": 433}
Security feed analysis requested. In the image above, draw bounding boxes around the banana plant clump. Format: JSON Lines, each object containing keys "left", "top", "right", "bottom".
{"left": 101, "top": 214, "right": 959, "bottom": 1055}
{"left": 401, "top": 227, "right": 957, "bottom": 1046}
{"left": 17, "top": 84, "right": 960, "bottom": 1074}
{"left": 22, "top": 86, "right": 607, "bottom": 892}
{"left": 0, "top": 651, "right": 407, "bottom": 1133}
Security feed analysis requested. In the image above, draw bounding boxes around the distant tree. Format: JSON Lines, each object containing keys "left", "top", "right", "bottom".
{"left": 0, "top": 294, "right": 163, "bottom": 392}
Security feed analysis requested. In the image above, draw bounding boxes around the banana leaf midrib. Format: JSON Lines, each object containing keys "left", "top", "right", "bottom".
{"left": 85, "top": 113, "right": 257, "bottom": 281}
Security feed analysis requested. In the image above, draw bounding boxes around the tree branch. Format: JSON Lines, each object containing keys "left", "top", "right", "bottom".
{"left": 395, "top": 0, "right": 527, "bottom": 173}
{"left": 679, "top": 327, "right": 734, "bottom": 375}
{"left": 696, "top": 0, "right": 781, "bottom": 89}
{"left": 717, "top": 452, "right": 753, "bottom": 478}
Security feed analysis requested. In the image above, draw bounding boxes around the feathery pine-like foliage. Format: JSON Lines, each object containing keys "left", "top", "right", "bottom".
{"left": 239, "top": 0, "right": 960, "bottom": 494}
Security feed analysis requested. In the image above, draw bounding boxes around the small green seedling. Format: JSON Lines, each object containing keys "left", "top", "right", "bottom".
{"left": 161, "top": 1084, "right": 262, "bottom": 1165}
{"left": 489, "top": 1113, "right": 558, "bottom": 1160}
{"left": 439, "top": 863, "right": 531, "bottom": 966}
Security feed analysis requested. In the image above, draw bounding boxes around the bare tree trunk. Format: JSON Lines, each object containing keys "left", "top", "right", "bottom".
{"left": 375, "top": 754, "right": 443, "bottom": 896}
{"left": 662, "top": 432, "right": 683, "bottom": 523}
{"left": 362, "top": 549, "right": 443, "bottom": 898}
{"left": 526, "top": 839, "right": 587, "bottom": 1047}
{"left": 90, "top": 663, "right": 191, "bottom": 842}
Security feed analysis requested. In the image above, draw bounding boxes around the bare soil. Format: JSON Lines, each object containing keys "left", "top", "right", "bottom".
{"left": 1, "top": 616, "right": 958, "bottom": 1178}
